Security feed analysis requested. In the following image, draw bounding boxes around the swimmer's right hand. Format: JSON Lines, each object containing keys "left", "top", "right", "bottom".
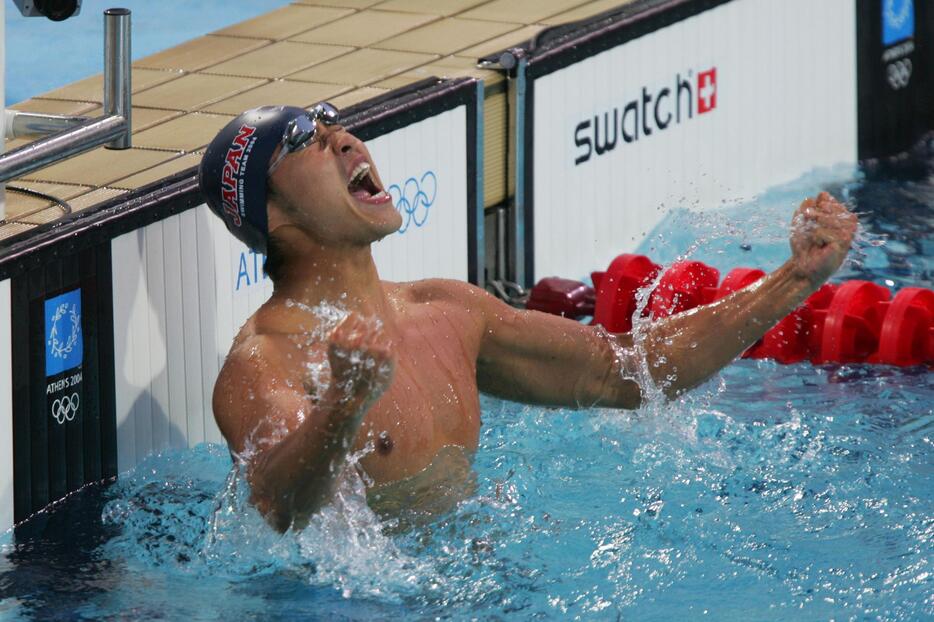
{"left": 327, "top": 313, "right": 395, "bottom": 404}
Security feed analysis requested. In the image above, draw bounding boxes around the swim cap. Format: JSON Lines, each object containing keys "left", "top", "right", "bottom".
{"left": 198, "top": 105, "right": 306, "bottom": 253}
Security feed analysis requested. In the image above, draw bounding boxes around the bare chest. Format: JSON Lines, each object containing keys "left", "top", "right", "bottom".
{"left": 353, "top": 306, "right": 482, "bottom": 482}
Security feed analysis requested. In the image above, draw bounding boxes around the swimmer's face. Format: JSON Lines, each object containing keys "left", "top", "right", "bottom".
{"left": 267, "top": 124, "right": 402, "bottom": 245}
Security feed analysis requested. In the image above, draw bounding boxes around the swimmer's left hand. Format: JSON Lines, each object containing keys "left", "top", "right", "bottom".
{"left": 788, "top": 191, "right": 858, "bottom": 288}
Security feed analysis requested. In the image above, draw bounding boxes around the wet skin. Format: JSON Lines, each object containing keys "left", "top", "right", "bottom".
{"left": 211, "top": 123, "right": 858, "bottom": 532}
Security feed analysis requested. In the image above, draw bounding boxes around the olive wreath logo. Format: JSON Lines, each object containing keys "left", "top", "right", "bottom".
{"left": 884, "top": 0, "right": 912, "bottom": 29}
{"left": 48, "top": 302, "right": 80, "bottom": 360}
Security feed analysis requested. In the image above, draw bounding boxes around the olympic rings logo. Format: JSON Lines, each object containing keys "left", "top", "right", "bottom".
{"left": 388, "top": 171, "right": 437, "bottom": 234}
{"left": 48, "top": 302, "right": 80, "bottom": 360}
{"left": 886, "top": 58, "right": 912, "bottom": 90}
{"left": 51, "top": 392, "right": 79, "bottom": 424}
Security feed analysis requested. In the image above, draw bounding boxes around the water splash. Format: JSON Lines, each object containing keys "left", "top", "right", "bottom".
{"left": 100, "top": 443, "right": 432, "bottom": 602}
{"left": 591, "top": 323, "right": 665, "bottom": 410}
{"left": 617, "top": 171, "right": 895, "bottom": 413}
{"left": 293, "top": 451, "right": 432, "bottom": 601}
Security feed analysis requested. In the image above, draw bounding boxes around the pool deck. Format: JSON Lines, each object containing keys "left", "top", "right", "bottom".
{"left": 1, "top": 0, "right": 632, "bottom": 240}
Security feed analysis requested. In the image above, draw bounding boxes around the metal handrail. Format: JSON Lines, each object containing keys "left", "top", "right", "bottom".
{"left": 3, "top": 111, "right": 90, "bottom": 138}
{"left": 0, "top": 8, "right": 132, "bottom": 184}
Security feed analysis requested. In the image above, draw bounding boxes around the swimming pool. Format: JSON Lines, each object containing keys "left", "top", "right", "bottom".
{"left": 5, "top": 0, "right": 291, "bottom": 105}
{"left": 1, "top": 147, "right": 930, "bottom": 620}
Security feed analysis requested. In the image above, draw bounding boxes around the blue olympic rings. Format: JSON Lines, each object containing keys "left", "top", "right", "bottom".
{"left": 388, "top": 170, "right": 437, "bottom": 234}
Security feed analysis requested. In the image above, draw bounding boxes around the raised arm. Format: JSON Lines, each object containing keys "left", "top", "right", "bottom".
{"left": 213, "top": 313, "right": 393, "bottom": 531}
{"left": 644, "top": 192, "right": 856, "bottom": 394}
{"left": 476, "top": 192, "right": 857, "bottom": 407}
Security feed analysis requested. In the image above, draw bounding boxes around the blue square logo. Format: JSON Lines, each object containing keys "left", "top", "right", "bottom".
{"left": 882, "top": 0, "right": 914, "bottom": 46}
{"left": 45, "top": 288, "right": 83, "bottom": 377}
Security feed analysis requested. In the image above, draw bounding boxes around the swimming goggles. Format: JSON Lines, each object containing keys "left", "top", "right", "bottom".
{"left": 267, "top": 102, "right": 341, "bottom": 175}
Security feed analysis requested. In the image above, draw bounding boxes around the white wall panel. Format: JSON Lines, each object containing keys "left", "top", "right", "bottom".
{"left": 112, "top": 230, "right": 140, "bottom": 473}
{"left": 178, "top": 208, "right": 206, "bottom": 448}
{"left": 161, "top": 215, "right": 188, "bottom": 449}
{"left": 0, "top": 280, "right": 13, "bottom": 532}
{"left": 144, "top": 221, "right": 170, "bottom": 457}
{"left": 532, "top": 0, "right": 857, "bottom": 280}
{"left": 195, "top": 207, "right": 219, "bottom": 447}
{"left": 369, "top": 106, "right": 469, "bottom": 282}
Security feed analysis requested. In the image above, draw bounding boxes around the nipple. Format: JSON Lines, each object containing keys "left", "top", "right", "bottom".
{"left": 377, "top": 431, "right": 394, "bottom": 455}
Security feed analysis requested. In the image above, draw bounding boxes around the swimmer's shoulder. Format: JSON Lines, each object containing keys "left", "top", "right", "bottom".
{"left": 225, "top": 297, "right": 325, "bottom": 367}
{"left": 387, "top": 279, "right": 511, "bottom": 331}
{"left": 213, "top": 327, "right": 288, "bottom": 442}
{"left": 216, "top": 305, "right": 313, "bottom": 404}
{"left": 219, "top": 330, "right": 297, "bottom": 390}
{"left": 386, "top": 278, "right": 490, "bottom": 306}
{"left": 233, "top": 296, "right": 323, "bottom": 344}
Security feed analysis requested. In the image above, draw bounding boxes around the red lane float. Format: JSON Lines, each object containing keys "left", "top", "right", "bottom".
{"left": 591, "top": 254, "right": 660, "bottom": 333}
{"left": 525, "top": 253, "right": 934, "bottom": 368}
{"left": 813, "top": 281, "right": 890, "bottom": 364}
{"left": 646, "top": 260, "right": 720, "bottom": 320}
{"left": 870, "top": 288, "right": 934, "bottom": 366}
{"left": 526, "top": 277, "right": 595, "bottom": 319}
{"left": 713, "top": 267, "right": 766, "bottom": 301}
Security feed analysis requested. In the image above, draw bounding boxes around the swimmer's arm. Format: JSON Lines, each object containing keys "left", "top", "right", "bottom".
{"left": 214, "top": 323, "right": 390, "bottom": 531}
{"left": 476, "top": 192, "right": 856, "bottom": 406}
{"left": 632, "top": 191, "right": 858, "bottom": 398}
{"left": 473, "top": 266, "right": 814, "bottom": 408}
{"left": 248, "top": 381, "right": 375, "bottom": 532}
{"left": 472, "top": 288, "right": 642, "bottom": 409}
{"left": 636, "top": 260, "right": 817, "bottom": 397}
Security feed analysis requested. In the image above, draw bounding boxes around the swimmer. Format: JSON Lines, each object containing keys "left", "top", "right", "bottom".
{"left": 199, "top": 104, "right": 857, "bottom": 531}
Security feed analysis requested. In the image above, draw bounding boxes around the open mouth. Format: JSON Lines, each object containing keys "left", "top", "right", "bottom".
{"left": 347, "top": 162, "right": 390, "bottom": 205}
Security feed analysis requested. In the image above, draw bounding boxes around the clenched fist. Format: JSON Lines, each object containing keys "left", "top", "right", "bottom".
{"left": 789, "top": 192, "right": 858, "bottom": 288}
{"left": 327, "top": 312, "right": 395, "bottom": 405}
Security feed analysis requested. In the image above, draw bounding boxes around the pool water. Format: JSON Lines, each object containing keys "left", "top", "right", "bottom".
{"left": 5, "top": 0, "right": 291, "bottom": 105}
{"left": 1, "top": 148, "right": 932, "bottom": 620}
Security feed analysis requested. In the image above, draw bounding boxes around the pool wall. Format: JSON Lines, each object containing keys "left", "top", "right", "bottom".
{"left": 5, "top": 244, "right": 118, "bottom": 528}
{"left": 1, "top": 279, "right": 10, "bottom": 531}
{"left": 0, "top": 0, "right": 931, "bottom": 531}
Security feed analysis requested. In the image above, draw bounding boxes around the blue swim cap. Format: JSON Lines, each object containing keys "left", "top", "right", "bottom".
{"left": 198, "top": 105, "right": 306, "bottom": 253}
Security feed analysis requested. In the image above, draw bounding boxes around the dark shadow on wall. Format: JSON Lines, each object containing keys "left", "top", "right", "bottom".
{"left": 110, "top": 226, "right": 198, "bottom": 475}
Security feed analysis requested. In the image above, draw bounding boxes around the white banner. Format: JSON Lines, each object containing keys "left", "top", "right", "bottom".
{"left": 0, "top": 279, "right": 12, "bottom": 532}
{"left": 532, "top": 0, "right": 857, "bottom": 280}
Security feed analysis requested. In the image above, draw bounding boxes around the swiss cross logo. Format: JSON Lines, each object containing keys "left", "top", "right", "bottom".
{"left": 697, "top": 68, "right": 716, "bottom": 114}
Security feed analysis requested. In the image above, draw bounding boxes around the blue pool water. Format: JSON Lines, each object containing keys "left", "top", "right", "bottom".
{"left": 5, "top": 0, "right": 291, "bottom": 105}
{"left": 0, "top": 150, "right": 932, "bottom": 620}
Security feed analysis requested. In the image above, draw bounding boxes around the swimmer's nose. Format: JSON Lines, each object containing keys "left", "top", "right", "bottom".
{"left": 331, "top": 129, "right": 361, "bottom": 158}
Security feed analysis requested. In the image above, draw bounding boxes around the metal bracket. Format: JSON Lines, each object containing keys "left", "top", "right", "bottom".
{"left": 486, "top": 279, "right": 529, "bottom": 307}
{"left": 0, "top": 8, "right": 131, "bottom": 184}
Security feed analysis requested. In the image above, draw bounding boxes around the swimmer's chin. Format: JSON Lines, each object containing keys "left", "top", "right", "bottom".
{"left": 346, "top": 198, "right": 402, "bottom": 238}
